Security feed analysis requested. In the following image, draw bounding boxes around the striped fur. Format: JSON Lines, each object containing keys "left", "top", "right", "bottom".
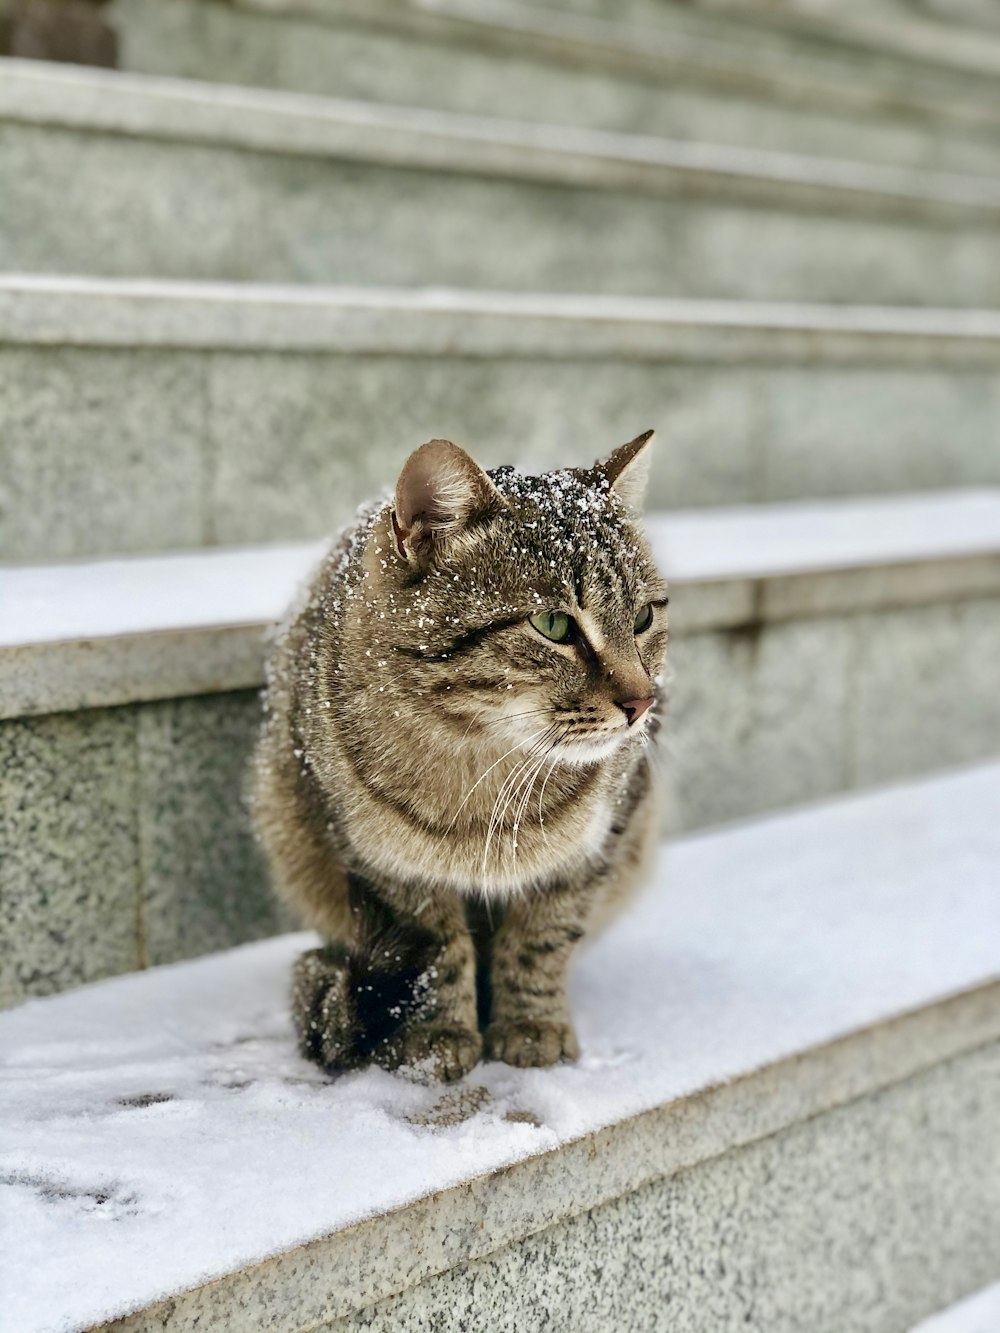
{"left": 252, "top": 435, "right": 668, "bottom": 1081}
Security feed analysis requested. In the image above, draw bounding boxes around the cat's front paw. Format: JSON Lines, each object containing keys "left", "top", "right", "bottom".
{"left": 292, "top": 946, "right": 357, "bottom": 1070}
{"left": 484, "top": 1019, "right": 579, "bottom": 1068}
{"left": 376, "top": 1022, "right": 482, "bottom": 1083}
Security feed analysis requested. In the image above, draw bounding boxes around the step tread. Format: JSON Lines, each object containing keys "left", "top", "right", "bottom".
{"left": 2, "top": 761, "right": 999, "bottom": 1333}
{"left": 7, "top": 276, "right": 1000, "bottom": 359}
{"left": 4, "top": 56, "right": 1000, "bottom": 217}
{"left": 6, "top": 488, "right": 1000, "bottom": 644}
{"left": 3, "top": 488, "right": 999, "bottom": 719}
{"left": 152, "top": 0, "right": 1000, "bottom": 91}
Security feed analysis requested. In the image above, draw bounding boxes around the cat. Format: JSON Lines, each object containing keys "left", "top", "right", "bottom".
{"left": 252, "top": 431, "right": 669, "bottom": 1082}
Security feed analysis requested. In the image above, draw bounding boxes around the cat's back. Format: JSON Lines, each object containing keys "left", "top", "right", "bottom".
{"left": 262, "top": 504, "right": 381, "bottom": 723}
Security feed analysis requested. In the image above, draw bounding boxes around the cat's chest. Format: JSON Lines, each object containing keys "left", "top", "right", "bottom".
{"left": 344, "top": 758, "right": 616, "bottom": 897}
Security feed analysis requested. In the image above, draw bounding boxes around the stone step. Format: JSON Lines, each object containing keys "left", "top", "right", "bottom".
{"left": 4, "top": 60, "right": 1000, "bottom": 305}
{"left": 515, "top": 0, "right": 1000, "bottom": 78}
{"left": 3, "top": 489, "right": 999, "bottom": 1004}
{"left": 103, "top": 0, "right": 1000, "bottom": 174}
{"left": 1, "top": 762, "right": 998, "bottom": 1331}
{"left": 5, "top": 276, "right": 1000, "bottom": 562}
{"left": 662, "top": 0, "right": 1000, "bottom": 76}
{"left": 911, "top": 1283, "right": 1000, "bottom": 1332}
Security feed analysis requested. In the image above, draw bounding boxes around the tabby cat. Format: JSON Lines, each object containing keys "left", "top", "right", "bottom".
{"left": 252, "top": 432, "right": 669, "bottom": 1082}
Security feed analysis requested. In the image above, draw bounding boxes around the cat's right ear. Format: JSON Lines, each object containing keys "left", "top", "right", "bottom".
{"left": 392, "top": 439, "right": 499, "bottom": 565}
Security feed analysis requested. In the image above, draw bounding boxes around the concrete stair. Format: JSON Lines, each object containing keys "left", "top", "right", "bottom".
{"left": 3, "top": 3, "right": 1000, "bottom": 1323}
{"left": 102, "top": 0, "right": 1000, "bottom": 173}
{"left": 664, "top": 0, "right": 1000, "bottom": 73}
{"left": 506, "top": 0, "right": 1000, "bottom": 72}
{"left": 1, "top": 761, "right": 998, "bottom": 1331}
{"left": 4, "top": 276, "right": 1000, "bottom": 561}
{"left": 4, "top": 489, "right": 1000, "bottom": 1007}
{"left": 4, "top": 59, "right": 1000, "bottom": 304}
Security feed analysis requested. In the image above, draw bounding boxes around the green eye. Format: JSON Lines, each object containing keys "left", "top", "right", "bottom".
{"left": 529, "top": 610, "right": 573, "bottom": 643}
{"left": 634, "top": 604, "right": 654, "bottom": 634}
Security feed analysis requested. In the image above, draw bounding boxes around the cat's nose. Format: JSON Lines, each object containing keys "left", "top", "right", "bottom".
{"left": 617, "top": 696, "right": 654, "bottom": 727}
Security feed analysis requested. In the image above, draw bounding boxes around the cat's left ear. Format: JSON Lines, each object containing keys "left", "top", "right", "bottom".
{"left": 392, "top": 439, "right": 500, "bottom": 564}
{"left": 596, "top": 429, "right": 654, "bottom": 513}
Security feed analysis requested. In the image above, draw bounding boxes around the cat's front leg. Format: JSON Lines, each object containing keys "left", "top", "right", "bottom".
{"left": 354, "top": 876, "right": 481, "bottom": 1082}
{"left": 484, "top": 882, "right": 594, "bottom": 1068}
{"left": 292, "top": 944, "right": 357, "bottom": 1070}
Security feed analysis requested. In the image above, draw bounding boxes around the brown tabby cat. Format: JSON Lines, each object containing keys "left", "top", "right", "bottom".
{"left": 252, "top": 432, "right": 669, "bottom": 1082}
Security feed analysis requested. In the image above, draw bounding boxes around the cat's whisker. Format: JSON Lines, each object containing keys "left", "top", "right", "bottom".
{"left": 445, "top": 725, "right": 551, "bottom": 833}
{"left": 459, "top": 705, "right": 553, "bottom": 742}
{"left": 535, "top": 740, "right": 566, "bottom": 843}
{"left": 510, "top": 745, "right": 553, "bottom": 868}
{"left": 482, "top": 727, "right": 558, "bottom": 874}
{"left": 480, "top": 733, "right": 551, "bottom": 872}
{"left": 482, "top": 733, "right": 551, "bottom": 872}
{"left": 506, "top": 747, "right": 548, "bottom": 863}
{"left": 506, "top": 723, "right": 566, "bottom": 867}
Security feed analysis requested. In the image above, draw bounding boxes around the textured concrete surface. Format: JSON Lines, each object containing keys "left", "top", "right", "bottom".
{"left": 511, "top": 0, "right": 1000, "bottom": 82}
{"left": 106, "top": 0, "right": 1000, "bottom": 174}
{"left": 3, "top": 66, "right": 1000, "bottom": 303}
{"left": 9, "top": 278, "right": 1000, "bottom": 359}
{"left": 0, "top": 347, "right": 209, "bottom": 561}
{"left": 673, "top": 595, "right": 1000, "bottom": 827}
{"left": 760, "top": 367, "right": 1000, "bottom": 504}
{"left": 5, "top": 281, "right": 1000, "bottom": 559}
{"left": 106, "top": 0, "right": 1000, "bottom": 102}
{"left": 0, "top": 692, "right": 290, "bottom": 1006}
{"left": 205, "top": 354, "right": 761, "bottom": 547}
{"left": 669, "top": 617, "right": 854, "bottom": 829}
{"left": 0, "top": 709, "right": 141, "bottom": 1008}
{"left": 851, "top": 598, "right": 1000, "bottom": 788}
{"left": 330, "top": 1042, "right": 1000, "bottom": 1333}
{"left": 136, "top": 694, "right": 295, "bottom": 967}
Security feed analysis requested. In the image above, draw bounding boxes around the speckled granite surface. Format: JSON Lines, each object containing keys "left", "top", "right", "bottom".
{"left": 4, "top": 63, "right": 1000, "bottom": 304}
{"left": 0, "top": 692, "right": 294, "bottom": 1008}
{"left": 330, "top": 1043, "right": 1000, "bottom": 1333}
{"left": 104, "top": 0, "right": 1000, "bottom": 173}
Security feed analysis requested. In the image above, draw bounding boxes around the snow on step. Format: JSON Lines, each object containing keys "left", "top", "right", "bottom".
{"left": 3, "top": 488, "right": 1000, "bottom": 719}
{"left": 912, "top": 1283, "right": 1000, "bottom": 1332}
{"left": 2, "top": 762, "right": 999, "bottom": 1333}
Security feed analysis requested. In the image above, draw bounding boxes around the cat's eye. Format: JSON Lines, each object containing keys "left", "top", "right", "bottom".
{"left": 634, "top": 604, "right": 654, "bottom": 635}
{"left": 529, "top": 610, "right": 574, "bottom": 643}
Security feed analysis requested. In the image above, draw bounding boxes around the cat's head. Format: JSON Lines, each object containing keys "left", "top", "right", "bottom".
{"left": 360, "top": 433, "right": 668, "bottom": 765}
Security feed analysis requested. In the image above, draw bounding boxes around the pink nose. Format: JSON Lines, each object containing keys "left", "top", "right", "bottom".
{"left": 618, "top": 696, "right": 654, "bottom": 727}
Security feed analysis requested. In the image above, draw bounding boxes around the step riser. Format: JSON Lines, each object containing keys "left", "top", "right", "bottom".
{"left": 5, "top": 589, "right": 999, "bottom": 1006}
{"left": 514, "top": 0, "right": 1000, "bottom": 82}
{"left": 5, "top": 120, "right": 1000, "bottom": 306}
{"left": 318, "top": 1044, "right": 1000, "bottom": 1333}
{"left": 4, "top": 340, "right": 1000, "bottom": 562}
{"left": 106, "top": 0, "right": 1000, "bottom": 176}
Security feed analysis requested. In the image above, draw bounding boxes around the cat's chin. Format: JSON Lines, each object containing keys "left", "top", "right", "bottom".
{"left": 555, "top": 732, "right": 632, "bottom": 765}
